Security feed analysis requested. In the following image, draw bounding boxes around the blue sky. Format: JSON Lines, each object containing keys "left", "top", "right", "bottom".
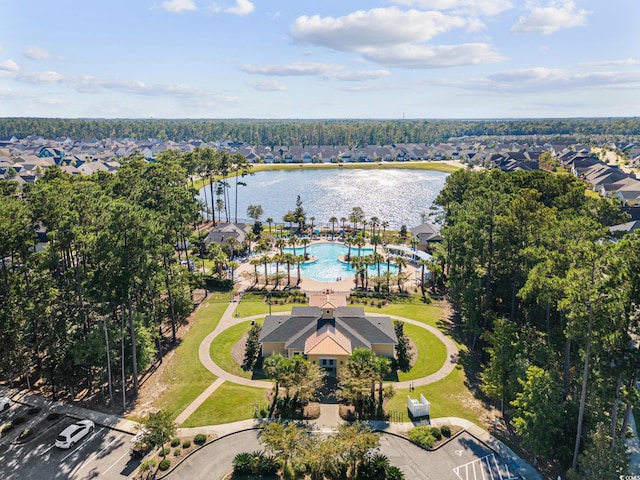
{"left": 1, "top": 0, "right": 638, "bottom": 119}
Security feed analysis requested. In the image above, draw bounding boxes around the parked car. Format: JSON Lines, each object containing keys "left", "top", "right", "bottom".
{"left": 0, "top": 397, "right": 10, "bottom": 412}
{"left": 55, "top": 420, "right": 95, "bottom": 449}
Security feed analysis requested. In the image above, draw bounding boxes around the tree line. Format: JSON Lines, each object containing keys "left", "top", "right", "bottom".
{"left": 1, "top": 117, "right": 639, "bottom": 147}
{"left": 0, "top": 151, "right": 207, "bottom": 409}
{"left": 435, "top": 168, "right": 637, "bottom": 477}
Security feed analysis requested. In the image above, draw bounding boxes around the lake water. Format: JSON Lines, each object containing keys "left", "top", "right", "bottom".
{"left": 198, "top": 167, "right": 449, "bottom": 229}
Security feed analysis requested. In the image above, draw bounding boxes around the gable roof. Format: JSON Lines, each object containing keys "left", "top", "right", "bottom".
{"left": 304, "top": 324, "right": 352, "bottom": 355}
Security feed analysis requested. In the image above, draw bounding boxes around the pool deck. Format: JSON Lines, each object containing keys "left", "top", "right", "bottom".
{"left": 234, "top": 239, "right": 419, "bottom": 295}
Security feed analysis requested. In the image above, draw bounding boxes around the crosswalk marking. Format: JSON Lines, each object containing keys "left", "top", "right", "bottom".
{"left": 452, "top": 453, "right": 518, "bottom": 480}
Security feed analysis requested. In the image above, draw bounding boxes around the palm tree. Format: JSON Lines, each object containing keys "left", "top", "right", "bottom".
{"left": 300, "top": 237, "right": 311, "bottom": 259}
{"left": 250, "top": 257, "right": 261, "bottom": 287}
{"left": 417, "top": 258, "right": 430, "bottom": 298}
{"left": 266, "top": 217, "right": 273, "bottom": 233}
{"left": 288, "top": 236, "right": 298, "bottom": 257}
{"left": 260, "top": 255, "right": 271, "bottom": 287}
{"left": 275, "top": 237, "right": 286, "bottom": 255}
{"left": 340, "top": 216, "right": 348, "bottom": 234}
{"left": 371, "top": 234, "right": 381, "bottom": 253}
{"left": 309, "top": 216, "right": 315, "bottom": 234}
{"left": 295, "top": 254, "right": 305, "bottom": 285}
{"left": 282, "top": 253, "right": 294, "bottom": 285}
{"left": 329, "top": 216, "right": 338, "bottom": 240}
{"left": 228, "top": 260, "right": 238, "bottom": 281}
{"left": 345, "top": 236, "right": 354, "bottom": 260}
{"left": 244, "top": 231, "right": 255, "bottom": 256}
{"left": 354, "top": 235, "right": 365, "bottom": 258}
{"left": 381, "top": 221, "right": 389, "bottom": 241}
{"left": 394, "top": 256, "right": 408, "bottom": 292}
{"left": 369, "top": 216, "right": 380, "bottom": 237}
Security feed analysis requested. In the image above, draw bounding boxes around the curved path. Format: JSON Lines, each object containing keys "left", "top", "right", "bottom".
{"left": 175, "top": 299, "right": 459, "bottom": 425}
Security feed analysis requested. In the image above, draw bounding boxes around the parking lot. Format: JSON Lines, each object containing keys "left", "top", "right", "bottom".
{"left": 380, "top": 431, "right": 521, "bottom": 480}
{"left": 0, "top": 401, "right": 139, "bottom": 480}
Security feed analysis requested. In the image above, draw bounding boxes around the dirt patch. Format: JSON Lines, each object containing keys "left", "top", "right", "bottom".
{"left": 232, "top": 333, "right": 248, "bottom": 367}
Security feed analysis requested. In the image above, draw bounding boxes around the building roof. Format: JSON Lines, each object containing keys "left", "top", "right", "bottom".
{"left": 304, "top": 324, "right": 352, "bottom": 356}
{"left": 308, "top": 292, "right": 348, "bottom": 308}
{"left": 259, "top": 306, "right": 397, "bottom": 353}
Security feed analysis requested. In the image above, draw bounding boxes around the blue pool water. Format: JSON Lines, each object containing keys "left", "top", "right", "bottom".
{"left": 282, "top": 242, "right": 398, "bottom": 283}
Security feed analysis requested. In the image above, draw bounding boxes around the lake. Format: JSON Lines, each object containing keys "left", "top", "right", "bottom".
{"left": 198, "top": 167, "right": 449, "bottom": 229}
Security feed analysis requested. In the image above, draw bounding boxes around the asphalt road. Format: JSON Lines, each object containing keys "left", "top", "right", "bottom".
{"left": 167, "top": 429, "right": 521, "bottom": 480}
{"left": 0, "top": 407, "right": 139, "bottom": 480}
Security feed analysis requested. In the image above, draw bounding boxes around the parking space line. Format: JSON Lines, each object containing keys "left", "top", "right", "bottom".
{"left": 81, "top": 433, "right": 122, "bottom": 467}
{"left": 102, "top": 450, "right": 130, "bottom": 475}
{"left": 41, "top": 445, "right": 54, "bottom": 457}
{"left": 60, "top": 432, "right": 94, "bottom": 463}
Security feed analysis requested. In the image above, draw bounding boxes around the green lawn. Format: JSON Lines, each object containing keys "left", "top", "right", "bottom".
{"left": 386, "top": 358, "right": 483, "bottom": 426}
{"left": 238, "top": 292, "right": 306, "bottom": 316}
{"left": 362, "top": 298, "right": 444, "bottom": 328}
{"left": 210, "top": 319, "right": 266, "bottom": 379}
{"left": 151, "top": 292, "right": 229, "bottom": 421}
{"left": 397, "top": 323, "right": 447, "bottom": 381}
{"left": 181, "top": 382, "right": 270, "bottom": 427}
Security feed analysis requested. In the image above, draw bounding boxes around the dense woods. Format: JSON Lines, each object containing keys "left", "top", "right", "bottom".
{"left": 435, "top": 169, "right": 637, "bottom": 476}
{"left": 1, "top": 117, "right": 639, "bottom": 147}
{"left": 0, "top": 151, "right": 209, "bottom": 408}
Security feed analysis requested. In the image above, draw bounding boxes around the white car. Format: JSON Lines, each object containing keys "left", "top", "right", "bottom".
{"left": 55, "top": 420, "right": 95, "bottom": 449}
{"left": 0, "top": 397, "right": 10, "bottom": 412}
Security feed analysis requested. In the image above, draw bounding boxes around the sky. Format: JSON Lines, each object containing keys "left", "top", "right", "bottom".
{"left": 1, "top": 0, "right": 639, "bottom": 119}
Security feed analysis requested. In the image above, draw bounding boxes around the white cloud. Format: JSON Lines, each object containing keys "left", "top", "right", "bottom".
{"left": 248, "top": 80, "right": 286, "bottom": 91}
{"left": 225, "top": 0, "right": 254, "bottom": 16}
{"left": 0, "top": 60, "right": 19, "bottom": 72}
{"left": 23, "top": 46, "right": 63, "bottom": 61}
{"left": 16, "top": 71, "right": 64, "bottom": 83}
{"left": 326, "top": 70, "right": 390, "bottom": 81}
{"left": 241, "top": 62, "right": 340, "bottom": 77}
{"left": 391, "top": 0, "right": 513, "bottom": 16}
{"left": 581, "top": 59, "right": 640, "bottom": 67}
{"left": 161, "top": 0, "right": 196, "bottom": 13}
{"left": 241, "top": 62, "right": 391, "bottom": 82}
{"left": 449, "top": 67, "right": 640, "bottom": 93}
{"left": 289, "top": 7, "right": 504, "bottom": 69}
{"left": 360, "top": 43, "right": 505, "bottom": 68}
{"left": 511, "top": 0, "right": 590, "bottom": 35}
{"left": 291, "top": 8, "right": 470, "bottom": 51}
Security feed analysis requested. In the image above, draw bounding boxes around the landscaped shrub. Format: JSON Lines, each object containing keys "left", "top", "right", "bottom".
{"left": 233, "top": 452, "right": 253, "bottom": 475}
{"left": 158, "top": 458, "right": 171, "bottom": 471}
{"left": 170, "top": 438, "right": 180, "bottom": 447}
{"left": 408, "top": 425, "right": 436, "bottom": 449}
{"left": 193, "top": 433, "right": 206, "bottom": 445}
{"left": 259, "top": 454, "right": 279, "bottom": 475}
{"left": 1, "top": 423, "right": 14, "bottom": 433}
{"left": 430, "top": 426, "right": 442, "bottom": 440}
{"left": 182, "top": 440, "right": 191, "bottom": 449}
{"left": 440, "top": 425, "right": 451, "bottom": 437}
{"left": 17, "top": 428, "right": 30, "bottom": 440}
{"left": 139, "top": 459, "right": 156, "bottom": 473}
{"left": 173, "top": 448, "right": 181, "bottom": 457}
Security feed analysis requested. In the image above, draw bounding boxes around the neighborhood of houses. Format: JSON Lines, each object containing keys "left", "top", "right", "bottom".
{"left": 2, "top": 133, "right": 640, "bottom": 234}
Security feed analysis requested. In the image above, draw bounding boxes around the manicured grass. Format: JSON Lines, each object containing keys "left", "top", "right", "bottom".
{"left": 152, "top": 292, "right": 229, "bottom": 420}
{"left": 397, "top": 323, "right": 447, "bottom": 381}
{"left": 210, "top": 319, "right": 265, "bottom": 379}
{"left": 181, "top": 382, "right": 269, "bottom": 427}
{"left": 386, "top": 358, "right": 483, "bottom": 426}
{"left": 238, "top": 293, "right": 306, "bottom": 316}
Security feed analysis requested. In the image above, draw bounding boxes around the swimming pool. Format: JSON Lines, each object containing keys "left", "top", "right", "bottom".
{"left": 282, "top": 242, "right": 398, "bottom": 283}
